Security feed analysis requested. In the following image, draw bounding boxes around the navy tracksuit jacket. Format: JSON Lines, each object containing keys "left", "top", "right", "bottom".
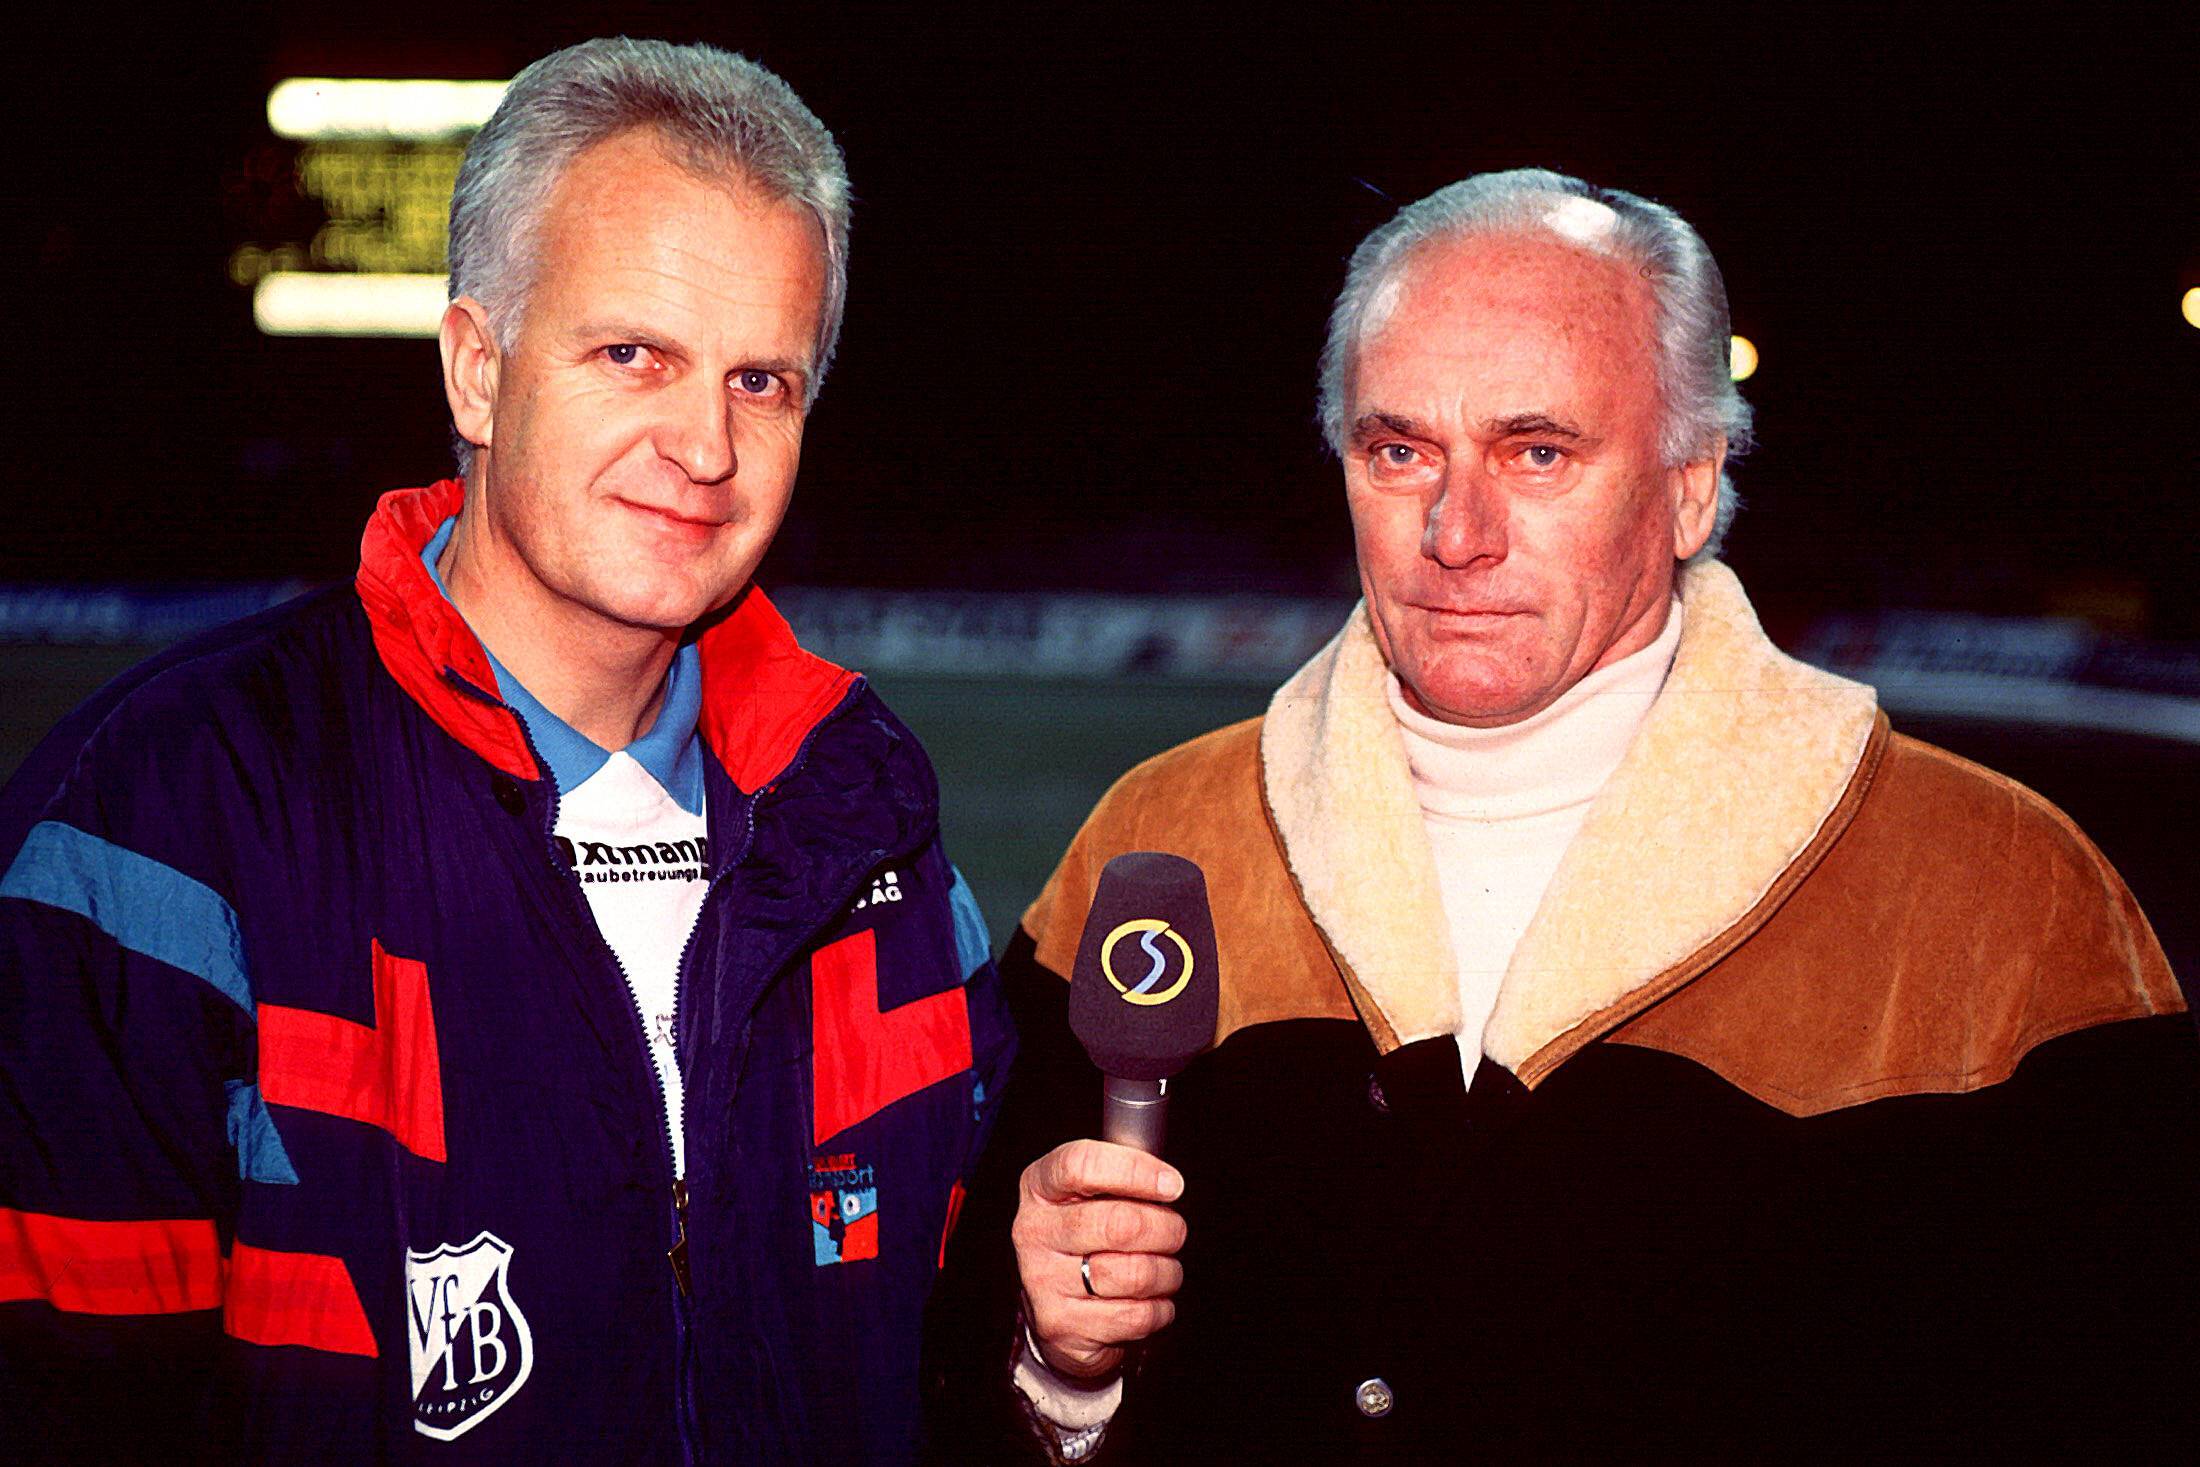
{"left": 0, "top": 479, "right": 1015, "bottom": 1463}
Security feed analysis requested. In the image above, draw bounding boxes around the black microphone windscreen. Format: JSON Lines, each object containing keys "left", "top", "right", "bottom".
{"left": 1067, "top": 852, "right": 1220, "bottom": 1081}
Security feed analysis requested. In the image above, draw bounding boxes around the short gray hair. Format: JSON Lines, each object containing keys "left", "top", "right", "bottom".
{"left": 447, "top": 37, "right": 851, "bottom": 473}
{"left": 1317, "top": 168, "right": 1754, "bottom": 559}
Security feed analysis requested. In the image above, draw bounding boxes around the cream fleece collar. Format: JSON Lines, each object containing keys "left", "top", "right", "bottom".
{"left": 1259, "top": 561, "right": 1880, "bottom": 1075}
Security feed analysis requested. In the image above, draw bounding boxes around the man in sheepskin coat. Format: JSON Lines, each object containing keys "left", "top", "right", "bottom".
{"left": 925, "top": 170, "right": 2198, "bottom": 1463}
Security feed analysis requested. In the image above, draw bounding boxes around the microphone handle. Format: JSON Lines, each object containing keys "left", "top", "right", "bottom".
{"left": 1101, "top": 1074, "right": 1169, "bottom": 1156}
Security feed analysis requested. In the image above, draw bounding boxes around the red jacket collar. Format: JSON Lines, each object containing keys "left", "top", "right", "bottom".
{"left": 354, "top": 480, "right": 857, "bottom": 793}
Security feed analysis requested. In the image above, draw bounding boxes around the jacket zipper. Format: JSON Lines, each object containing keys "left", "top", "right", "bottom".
{"left": 478, "top": 693, "right": 697, "bottom": 1459}
{"left": 571, "top": 868, "right": 696, "bottom": 1462}
{"left": 662, "top": 845, "right": 744, "bottom": 1467}
{"left": 549, "top": 808, "right": 698, "bottom": 1459}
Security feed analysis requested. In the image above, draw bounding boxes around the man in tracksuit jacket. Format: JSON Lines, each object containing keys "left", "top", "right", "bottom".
{"left": 0, "top": 40, "right": 1013, "bottom": 1464}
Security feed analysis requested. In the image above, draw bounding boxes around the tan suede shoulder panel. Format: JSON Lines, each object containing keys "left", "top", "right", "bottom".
{"left": 1022, "top": 718, "right": 1356, "bottom": 1044}
{"left": 1606, "top": 732, "right": 2184, "bottom": 1116}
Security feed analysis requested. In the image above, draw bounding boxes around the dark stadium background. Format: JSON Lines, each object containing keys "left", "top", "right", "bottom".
{"left": 1, "top": 3, "right": 2192, "bottom": 964}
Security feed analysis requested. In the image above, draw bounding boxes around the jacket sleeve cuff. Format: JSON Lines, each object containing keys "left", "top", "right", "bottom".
{"left": 1011, "top": 1319, "right": 1123, "bottom": 1459}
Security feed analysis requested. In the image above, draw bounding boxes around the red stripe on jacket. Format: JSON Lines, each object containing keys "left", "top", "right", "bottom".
{"left": 225, "top": 1243, "right": 379, "bottom": 1357}
{"left": 260, "top": 939, "right": 447, "bottom": 1163}
{"left": 0, "top": 1208, "right": 223, "bottom": 1315}
{"left": 811, "top": 928, "right": 973, "bottom": 1146}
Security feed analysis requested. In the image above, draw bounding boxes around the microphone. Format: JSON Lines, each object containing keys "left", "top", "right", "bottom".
{"left": 1067, "top": 852, "right": 1219, "bottom": 1156}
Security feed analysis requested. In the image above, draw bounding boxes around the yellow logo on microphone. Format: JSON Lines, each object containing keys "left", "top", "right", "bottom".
{"left": 1100, "top": 918, "right": 1194, "bottom": 1006}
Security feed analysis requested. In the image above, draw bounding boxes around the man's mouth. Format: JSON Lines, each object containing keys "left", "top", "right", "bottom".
{"left": 619, "top": 499, "right": 724, "bottom": 532}
{"left": 1415, "top": 603, "right": 1525, "bottom": 618}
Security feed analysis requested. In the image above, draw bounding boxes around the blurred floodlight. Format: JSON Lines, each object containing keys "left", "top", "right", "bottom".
{"left": 1730, "top": 334, "right": 1759, "bottom": 382}
{"left": 254, "top": 272, "right": 448, "bottom": 337}
{"left": 2183, "top": 287, "right": 2200, "bottom": 330}
{"left": 267, "top": 78, "right": 508, "bottom": 141}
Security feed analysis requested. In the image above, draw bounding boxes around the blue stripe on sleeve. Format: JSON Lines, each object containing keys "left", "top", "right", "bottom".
{"left": 947, "top": 866, "right": 991, "bottom": 982}
{"left": 0, "top": 820, "right": 254, "bottom": 1014}
{"left": 225, "top": 1080, "right": 300, "bottom": 1185}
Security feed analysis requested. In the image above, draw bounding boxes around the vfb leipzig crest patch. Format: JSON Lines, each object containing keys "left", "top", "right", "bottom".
{"left": 810, "top": 1151, "right": 878, "bottom": 1265}
{"left": 407, "top": 1231, "right": 534, "bottom": 1440}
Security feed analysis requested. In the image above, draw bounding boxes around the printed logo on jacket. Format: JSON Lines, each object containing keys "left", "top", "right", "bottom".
{"left": 810, "top": 1151, "right": 879, "bottom": 1265}
{"left": 407, "top": 1231, "right": 534, "bottom": 1440}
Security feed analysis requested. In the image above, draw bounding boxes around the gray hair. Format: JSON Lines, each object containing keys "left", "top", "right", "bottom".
{"left": 447, "top": 37, "right": 851, "bottom": 474}
{"left": 1317, "top": 168, "right": 1754, "bottom": 560}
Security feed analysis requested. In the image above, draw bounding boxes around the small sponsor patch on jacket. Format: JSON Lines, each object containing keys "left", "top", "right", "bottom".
{"left": 407, "top": 1231, "right": 534, "bottom": 1440}
{"left": 852, "top": 868, "right": 903, "bottom": 912}
{"left": 810, "top": 1151, "right": 878, "bottom": 1265}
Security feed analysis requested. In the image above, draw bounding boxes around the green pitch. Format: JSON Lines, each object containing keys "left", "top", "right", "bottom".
{"left": 864, "top": 674, "right": 1270, "bottom": 946}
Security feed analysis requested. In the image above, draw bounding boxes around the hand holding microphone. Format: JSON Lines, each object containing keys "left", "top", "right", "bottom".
{"left": 1013, "top": 1139, "right": 1187, "bottom": 1381}
{"left": 1013, "top": 853, "right": 1218, "bottom": 1382}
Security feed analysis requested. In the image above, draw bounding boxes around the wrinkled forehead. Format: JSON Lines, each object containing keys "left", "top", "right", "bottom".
{"left": 1353, "top": 229, "right": 1661, "bottom": 410}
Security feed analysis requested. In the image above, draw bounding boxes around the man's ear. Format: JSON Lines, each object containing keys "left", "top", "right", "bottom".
{"left": 440, "top": 297, "right": 500, "bottom": 457}
{"left": 1670, "top": 438, "right": 1726, "bottom": 560}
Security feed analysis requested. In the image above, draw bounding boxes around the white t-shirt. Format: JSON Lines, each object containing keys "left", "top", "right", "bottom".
{"left": 549, "top": 729, "right": 708, "bottom": 1178}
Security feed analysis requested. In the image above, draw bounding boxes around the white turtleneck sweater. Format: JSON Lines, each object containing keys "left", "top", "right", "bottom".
{"left": 1386, "top": 601, "right": 1683, "bottom": 1078}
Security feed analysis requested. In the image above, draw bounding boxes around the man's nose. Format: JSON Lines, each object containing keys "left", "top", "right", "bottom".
{"left": 660, "top": 377, "right": 738, "bottom": 485}
{"left": 1422, "top": 469, "right": 1507, "bottom": 567}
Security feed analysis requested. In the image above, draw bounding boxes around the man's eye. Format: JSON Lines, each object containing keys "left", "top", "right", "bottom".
{"left": 734, "top": 369, "right": 780, "bottom": 397}
{"left": 1376, "top": 443, "right": 1418, "bottom": 468}
{"left": 604, "top": 344, "right": 649, "bottom": 368}
{"left": 1519, "top": 444, "right": 1565, "bottom": 470}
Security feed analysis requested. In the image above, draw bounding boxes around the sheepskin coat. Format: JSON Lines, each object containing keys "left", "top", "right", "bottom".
{"left": 927, "top": 562, "right": 2199, "bottom": 1464}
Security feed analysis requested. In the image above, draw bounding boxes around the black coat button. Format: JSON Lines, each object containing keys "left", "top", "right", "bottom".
{"left": 491, "top": 775, "right": 526, "bottom": 816}
{"left": 1367, "top": 1073, "right": 1389, "bottom": 1114}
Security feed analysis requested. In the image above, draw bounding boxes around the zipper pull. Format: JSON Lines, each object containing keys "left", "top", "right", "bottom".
{"left": 669, "top": 1178, "right": 692, "bottom": 1297}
